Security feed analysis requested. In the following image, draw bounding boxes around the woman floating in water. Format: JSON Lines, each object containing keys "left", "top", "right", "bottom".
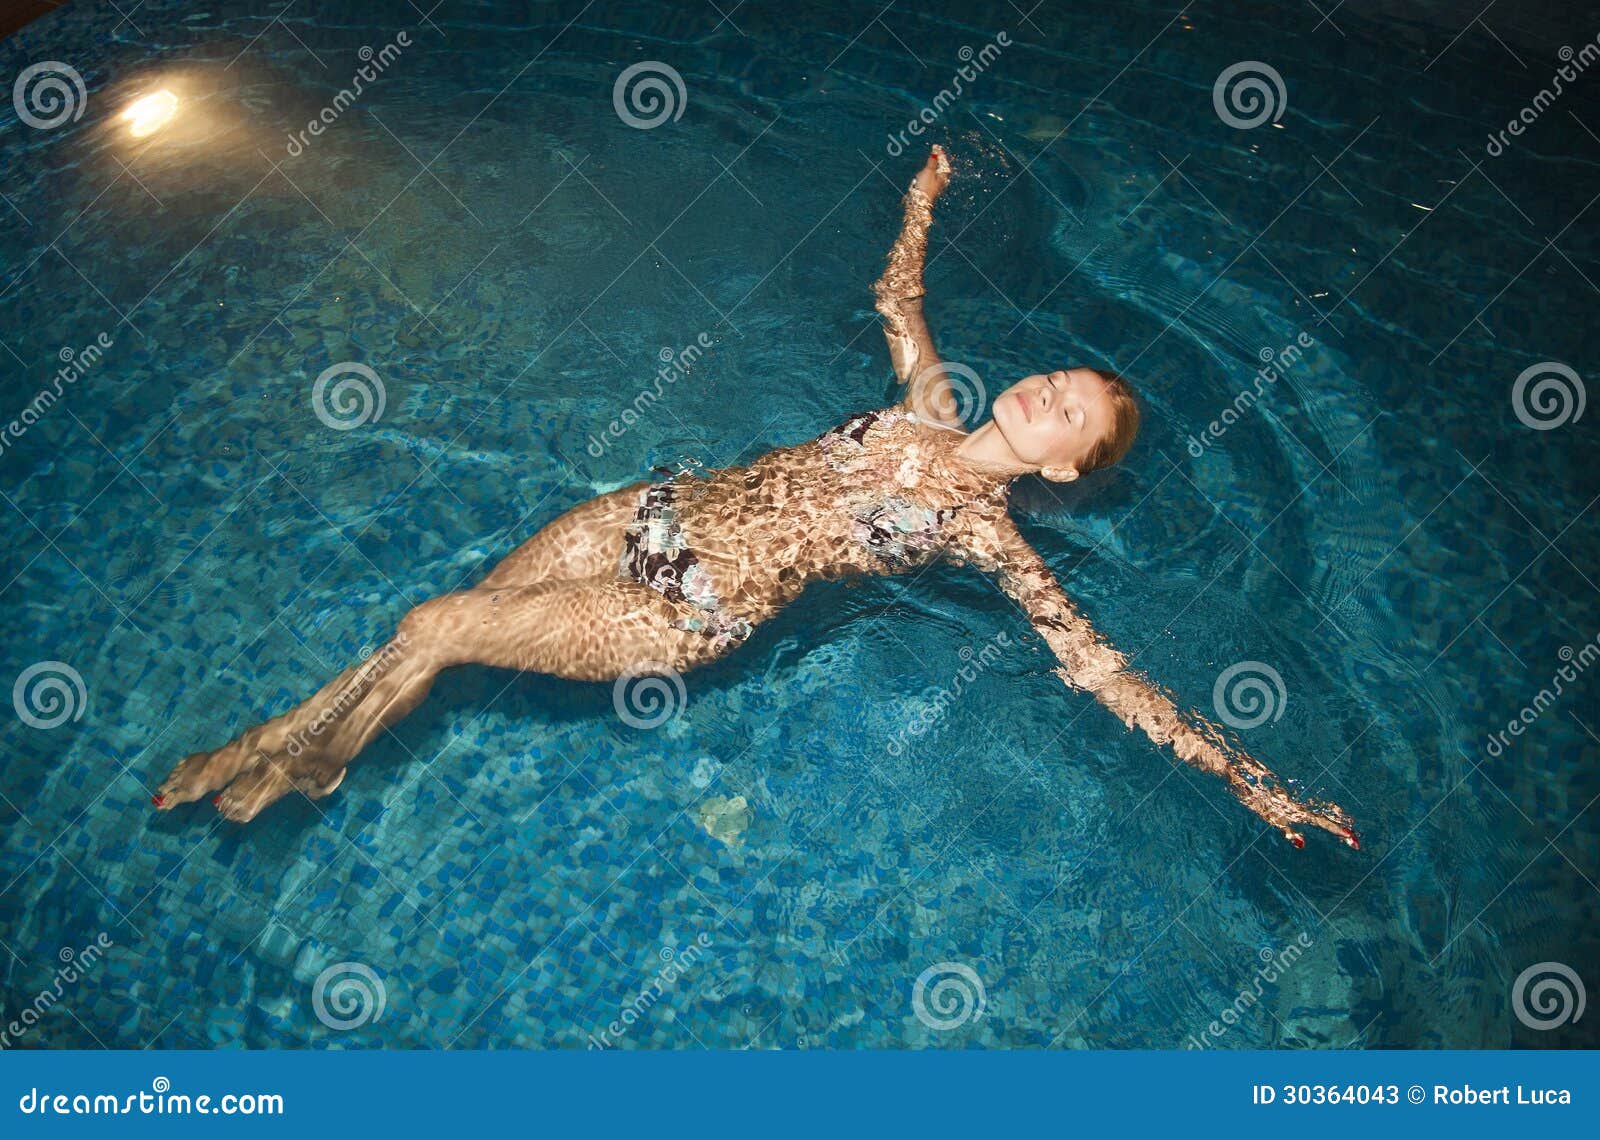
{"left": 155, "top": 146, "right": 1358, "bottom": 851}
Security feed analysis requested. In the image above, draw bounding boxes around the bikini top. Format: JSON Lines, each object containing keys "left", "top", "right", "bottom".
{"left": 817, "top": 408, "right": 999, "bottom": 569}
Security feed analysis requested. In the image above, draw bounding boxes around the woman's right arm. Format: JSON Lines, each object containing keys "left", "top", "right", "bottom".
{"left": 953, "top": 511, "right": 1361, "bottom": 850}
{"left": 873, "top": 146, "right": 965, "bottom": 429}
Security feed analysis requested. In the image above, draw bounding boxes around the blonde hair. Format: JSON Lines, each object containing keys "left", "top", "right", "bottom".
{"left": 1079, "top": 369, "right": 1140, "bottom": 474}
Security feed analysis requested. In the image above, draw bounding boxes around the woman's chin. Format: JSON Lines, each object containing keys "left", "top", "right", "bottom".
{"left": 989, "top": 399, "right": 1023, "bottom": 436}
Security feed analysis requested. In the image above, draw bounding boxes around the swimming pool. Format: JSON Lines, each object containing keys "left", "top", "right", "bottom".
{"left": 1, "top": 0, "right": 1595, "bottom": 1049}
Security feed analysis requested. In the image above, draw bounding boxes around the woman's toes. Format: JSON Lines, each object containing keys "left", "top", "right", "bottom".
{"left": 214, "top": 761, "right": 295, "bottom": 823}
{"left": 156, "top": 735, "right": 274, "bottom": 808}
{"left": 155, "top": 749, "right": 226, "bottom": 807}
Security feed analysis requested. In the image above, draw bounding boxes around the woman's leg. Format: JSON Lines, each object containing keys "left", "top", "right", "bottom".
{"left": 155, "top": 483, "right": 656, "bottom": 819}
{"left": 476, "top": 482, "right": 646, "bottom": 588}
{"left": 156, "top": 577, "right": 725, "bottom": 821}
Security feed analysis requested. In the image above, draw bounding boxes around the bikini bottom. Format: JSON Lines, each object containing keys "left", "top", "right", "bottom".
{"left": 619, "top": 480, "right": 754, "bottom": 652}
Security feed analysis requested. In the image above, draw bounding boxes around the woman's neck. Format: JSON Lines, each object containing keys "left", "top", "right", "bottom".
{"left": 905, "top": 416, "right": 1023, "bottom": 502}
{"left": 950, "top": 420, "right": 1034, "bottom": 482}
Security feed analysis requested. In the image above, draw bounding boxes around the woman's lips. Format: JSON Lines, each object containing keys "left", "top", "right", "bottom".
{"left": 1016, "top": 390, "right": 1033, "bottom": 422}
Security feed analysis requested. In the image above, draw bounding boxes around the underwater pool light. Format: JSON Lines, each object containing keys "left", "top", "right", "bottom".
{"left": 122, "top": 89, "right": 179, "bottom": 138}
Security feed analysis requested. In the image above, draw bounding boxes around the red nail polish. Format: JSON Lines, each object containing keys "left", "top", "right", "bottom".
{"left": 1290, "top": 835, "right": 1305, "bottom": 849}
{"left": 151, "top": 795, "right": 164, "bottom": 807}
{"left": 212, "top": 795, "right": 221, "bottom": 805}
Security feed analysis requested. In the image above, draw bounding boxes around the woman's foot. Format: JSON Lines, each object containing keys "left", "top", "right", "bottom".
{"left": 152, "top": 662, "right": 370, "bottom": 814}
{"left": 213, "top": 758, "right": 298, "bottom": 822}
{"left": 156, "top": 736, "right": 348, "bottom": 821}
{"left": 153, "top": 736, "right": 269, "bottom": 808}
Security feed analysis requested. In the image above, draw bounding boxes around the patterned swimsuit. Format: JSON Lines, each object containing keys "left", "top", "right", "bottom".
{"left": 620, "top": 408, "right": 973, "bottom": 651}
{"left": 817, "top": 409, "right": 959, "bottom": 568}
{"left": 619, "top": 474, "right": 754, "bottom": 651}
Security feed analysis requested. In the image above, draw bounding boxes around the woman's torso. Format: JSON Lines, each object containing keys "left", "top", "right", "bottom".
{"left": 623, "top": 408, "right": 1009, "bottom": 631}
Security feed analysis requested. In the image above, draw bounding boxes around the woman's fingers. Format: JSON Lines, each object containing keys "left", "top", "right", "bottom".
{"left": 1293, "top": 797, "right": 1361, "bottom": 850}
{"left": 912, "top": 146, "right": 951, "bottom": 199}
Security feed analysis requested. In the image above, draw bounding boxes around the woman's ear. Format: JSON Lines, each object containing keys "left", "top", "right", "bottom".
{"left": 1040, "top": 465, "right": 1080, "bottom": 483}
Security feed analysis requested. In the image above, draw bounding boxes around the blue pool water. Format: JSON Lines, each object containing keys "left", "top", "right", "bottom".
{"left": 1, "top": 0, "right": 1596, "bottom": 1049}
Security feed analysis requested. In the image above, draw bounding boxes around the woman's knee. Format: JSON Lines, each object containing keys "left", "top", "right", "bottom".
{"left": 395, "top": 591, "right": 482, "bottom": 651}
{"left": 396, "top": 586, "right": 556, "bottom": 669}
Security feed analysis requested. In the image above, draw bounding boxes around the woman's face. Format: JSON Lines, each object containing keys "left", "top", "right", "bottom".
{"left": 989, "top": 369, "right": 1116, "bottom": 479}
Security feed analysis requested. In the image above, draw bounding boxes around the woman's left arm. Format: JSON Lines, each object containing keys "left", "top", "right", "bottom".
{"left": 952, "top": 512, "right": 1360, "bottom": 850}
{"left": 873, "top": 146, "right": 965, "bottom": 430}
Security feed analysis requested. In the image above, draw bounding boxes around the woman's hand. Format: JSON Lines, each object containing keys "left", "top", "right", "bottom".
{"left": 911, "top": 144, "right": 951, "bottom": 201}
